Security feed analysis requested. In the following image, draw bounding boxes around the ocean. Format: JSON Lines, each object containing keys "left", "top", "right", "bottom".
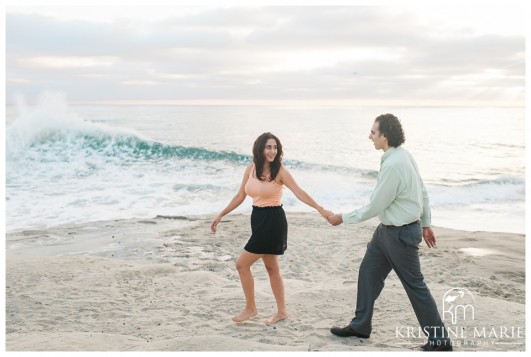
{"left": 5, "top": 95, "right": 525, "bottom": 234}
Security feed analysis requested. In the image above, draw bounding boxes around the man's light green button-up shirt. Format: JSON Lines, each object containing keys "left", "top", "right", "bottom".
{"left": 342, "top": 146, "right": 431, "bottom": 227}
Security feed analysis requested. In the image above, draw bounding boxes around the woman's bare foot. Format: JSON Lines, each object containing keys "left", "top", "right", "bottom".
{"left": 265, "top": 311, "right": 288, "bottom": 325}
{"left": 232, "top": 308, "right": 258, "bottom": 322}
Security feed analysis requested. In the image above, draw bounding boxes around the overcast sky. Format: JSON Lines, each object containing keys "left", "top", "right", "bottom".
{"left": 5, "top": 1, "right": 527, "bottom": 106}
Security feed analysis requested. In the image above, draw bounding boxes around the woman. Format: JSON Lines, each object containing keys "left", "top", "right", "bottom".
{"left": 210, "top": 132, "right": 332, "bottom": 324}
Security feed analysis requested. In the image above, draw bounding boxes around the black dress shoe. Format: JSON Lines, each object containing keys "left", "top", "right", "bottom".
{"left": 330, "top": 326, "right": 370, "bottom": 338}
{"left": 421, "top": 340, "right": 453, "bottom": 351}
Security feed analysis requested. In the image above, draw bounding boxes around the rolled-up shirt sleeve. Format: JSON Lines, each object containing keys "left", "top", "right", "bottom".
{"left": 342, "top": 166, "right": 400, "bottom": 224}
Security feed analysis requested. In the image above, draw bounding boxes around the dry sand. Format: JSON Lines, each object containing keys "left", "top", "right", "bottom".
{"left": 5, "top": 213, "right": 525, "bottom": 351}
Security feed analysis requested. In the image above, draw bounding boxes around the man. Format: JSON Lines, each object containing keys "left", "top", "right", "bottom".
{"left": 327, "top": 114, "right": 452, "bottom": 351}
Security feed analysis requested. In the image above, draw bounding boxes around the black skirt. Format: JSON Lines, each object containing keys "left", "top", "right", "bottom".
{"left": 244, "top": 205, "right": 288, "bottom": 255}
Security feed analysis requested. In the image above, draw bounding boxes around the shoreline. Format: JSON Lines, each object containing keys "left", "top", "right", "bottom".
{"left": 5, "top": 213, "right": 525, "bottom": 351}
{"left": 5, "top": 210, "right": 525, "bottom": 236}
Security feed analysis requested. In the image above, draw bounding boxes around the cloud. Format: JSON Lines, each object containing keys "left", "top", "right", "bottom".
{"left": 5, "top": 5, "right": 526, "bottom": 106}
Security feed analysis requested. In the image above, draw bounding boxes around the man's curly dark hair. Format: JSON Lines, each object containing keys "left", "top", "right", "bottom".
{"left": 375, "top": 114, "right": 405, "bottom": 148}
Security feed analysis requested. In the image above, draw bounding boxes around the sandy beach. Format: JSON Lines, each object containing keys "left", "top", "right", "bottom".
{"left": 5, "top": 212, "right": 525, "bottom": 352}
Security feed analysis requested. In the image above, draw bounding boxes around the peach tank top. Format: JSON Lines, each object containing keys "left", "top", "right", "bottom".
{"left": 244, "top": 165, "right": 283, "bottom": 207}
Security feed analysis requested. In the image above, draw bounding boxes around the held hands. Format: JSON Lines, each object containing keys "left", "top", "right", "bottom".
{"left": 327, "top": 213, "right": 343, "bottom": 226}
{"left": 318, "top": 208, "right": 334, "bottom": 221}
{"left": 318, "top": 208, "right": 343, "bottom": 226}
{"left": 318, "top": 208, "right": 334, "bottom": 225}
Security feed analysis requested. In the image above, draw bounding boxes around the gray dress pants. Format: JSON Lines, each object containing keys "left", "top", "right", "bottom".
{"left": 348, "top": 222, "right": 449, "bottom": 342}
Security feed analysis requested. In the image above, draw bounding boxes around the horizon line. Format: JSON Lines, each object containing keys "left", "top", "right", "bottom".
{"left": 4, "top": 99, "right": 525, "bottom": 108}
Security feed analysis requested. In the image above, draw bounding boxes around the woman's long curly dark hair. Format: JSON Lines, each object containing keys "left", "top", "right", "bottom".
{"left": 375, "top": 113, "right": 405, "bottom": 147}
{"left": 252, "top": 132, "right": 283, "bottom": 181}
